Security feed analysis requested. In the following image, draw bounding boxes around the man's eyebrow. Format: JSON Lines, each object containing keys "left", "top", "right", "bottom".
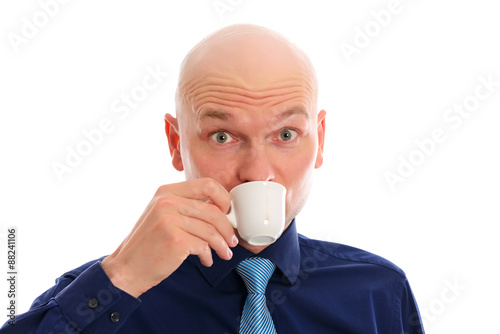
{"left": 198, "top": 110, "right": 233, "bottom": 121}
{"left": 197, "top": 108, "right": 309, "bottom": 121}
{"left": 275, "top": 108, "right": 309, "bottom": 121}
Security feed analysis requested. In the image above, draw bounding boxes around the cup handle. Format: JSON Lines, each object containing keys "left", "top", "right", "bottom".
{"left": 226, "top": 202, "right": 237, "bottom": 228}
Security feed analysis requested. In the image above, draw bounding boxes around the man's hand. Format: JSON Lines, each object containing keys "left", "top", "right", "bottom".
{"left": 101, "top": 178, "right": 238, "bottom": 298}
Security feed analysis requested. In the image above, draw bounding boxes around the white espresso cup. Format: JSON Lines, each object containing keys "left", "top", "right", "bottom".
{"left": 226, "top": 181, "right": 286, "bottom": 246}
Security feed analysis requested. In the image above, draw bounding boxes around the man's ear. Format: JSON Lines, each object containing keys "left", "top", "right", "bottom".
{"left": 315, "top": 110, "right": 326, "bottom": 169}
{"left": 164, "top": 113, "right": 184, "bottom": 171}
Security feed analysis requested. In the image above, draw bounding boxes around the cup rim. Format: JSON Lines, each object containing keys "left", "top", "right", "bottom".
{"left": 229, "top": 181, "right": 286, "bottom": 194}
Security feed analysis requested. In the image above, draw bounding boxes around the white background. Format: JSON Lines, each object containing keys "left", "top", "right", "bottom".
{"left": 1, "top": 0, "right": 499, "bottom": 332}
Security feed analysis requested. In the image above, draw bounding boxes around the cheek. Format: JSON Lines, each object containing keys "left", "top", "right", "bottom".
{"left": 180, "top": 138, "right": 206, "bottom": 180}
{"left": 283, "top": 166, "right": 314, "bottom": 224}
{"left": 285, "top": 156, "right": 314, "bottom": 197}
{"left": 180, "top": 133, "right": 220, "bottom": 180}
{"left": 185, "top": 146, "right": 239, "bottom": 187}
{"left": 281, "top": 143, "right": 317, "bottom": 211}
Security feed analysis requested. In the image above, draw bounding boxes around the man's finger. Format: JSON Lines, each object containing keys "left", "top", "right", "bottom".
{"left": 157, "top": 178, "right": 231, "bottom": 214}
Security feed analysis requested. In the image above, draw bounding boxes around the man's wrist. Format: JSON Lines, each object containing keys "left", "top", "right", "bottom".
{"left": 101, "top": 256, "right": 145, "bottom": 299}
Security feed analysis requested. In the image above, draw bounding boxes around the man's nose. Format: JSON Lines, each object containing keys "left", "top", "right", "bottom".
{"left": 237, "top": 145, "right": 275, "bottom": 183}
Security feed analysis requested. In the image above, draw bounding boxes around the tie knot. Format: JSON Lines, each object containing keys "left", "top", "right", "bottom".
{"left": 236, "top": 257, "right": 276, "bottom": 295}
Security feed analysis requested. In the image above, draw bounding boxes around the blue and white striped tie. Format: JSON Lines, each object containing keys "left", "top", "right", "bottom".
{"left": 235, "top": 257, "right": 277, "bottom": 334}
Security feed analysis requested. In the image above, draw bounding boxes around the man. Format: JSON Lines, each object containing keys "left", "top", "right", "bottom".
{"left": 1, "top": 24, "right": 424, "bottom": 333}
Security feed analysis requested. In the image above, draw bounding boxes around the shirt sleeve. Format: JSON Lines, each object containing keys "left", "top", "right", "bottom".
{"left": 391, "top": 277, "right": 425, "bottom": 334}
{"left": 0, "top": 261, "right": 141, "bottom": 334}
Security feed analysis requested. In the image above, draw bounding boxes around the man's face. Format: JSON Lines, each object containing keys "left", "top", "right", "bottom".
{"left": 166, "top": 29, "right": 326, "bottom": 232}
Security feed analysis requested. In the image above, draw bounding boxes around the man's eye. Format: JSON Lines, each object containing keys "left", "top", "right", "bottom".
{"left": 279, "top": 129, "right": 297, "bottom": 141}
{"left": 211, "top": 131, "right": 233, "bottom": 144}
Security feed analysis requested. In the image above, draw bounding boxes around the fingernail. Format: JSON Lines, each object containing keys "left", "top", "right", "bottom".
{"left": 232, "top": 235, "right": 239, "bottom": 246}
{"left": 227, "top": 248, "right": 233, "bottom": 259}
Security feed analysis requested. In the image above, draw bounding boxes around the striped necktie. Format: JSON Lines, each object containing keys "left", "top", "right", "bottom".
{"left": 235, "top": 257, "right": 277, "bottom": 334}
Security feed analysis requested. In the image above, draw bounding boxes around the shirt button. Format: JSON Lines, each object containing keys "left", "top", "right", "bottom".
{"left": 88, "top": 298, "right": 99, "bottom": 309}
{"left": 110, "top": 312, "right": 120, "bottom": 323}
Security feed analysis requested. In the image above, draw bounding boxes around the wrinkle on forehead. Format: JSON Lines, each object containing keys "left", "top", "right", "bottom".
{"left": 188, "top": 80, "right": 315, "bottom": 112}
{"left": 175, "top": 24, "right": 318, "bottom": 124}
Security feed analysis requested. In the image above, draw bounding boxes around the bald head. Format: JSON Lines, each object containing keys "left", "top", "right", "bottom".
{"left": 175, "top": 24, "right": 318, "bottom": 120}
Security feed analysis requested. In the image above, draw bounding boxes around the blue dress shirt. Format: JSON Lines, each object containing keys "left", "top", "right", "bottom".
{"left": 0, "top": 219, "right": 424, "bottom": 333}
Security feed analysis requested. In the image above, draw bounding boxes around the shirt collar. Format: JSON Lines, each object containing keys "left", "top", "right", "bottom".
{"left": 191, "top": 219, "right": 301, "bottom": 287}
